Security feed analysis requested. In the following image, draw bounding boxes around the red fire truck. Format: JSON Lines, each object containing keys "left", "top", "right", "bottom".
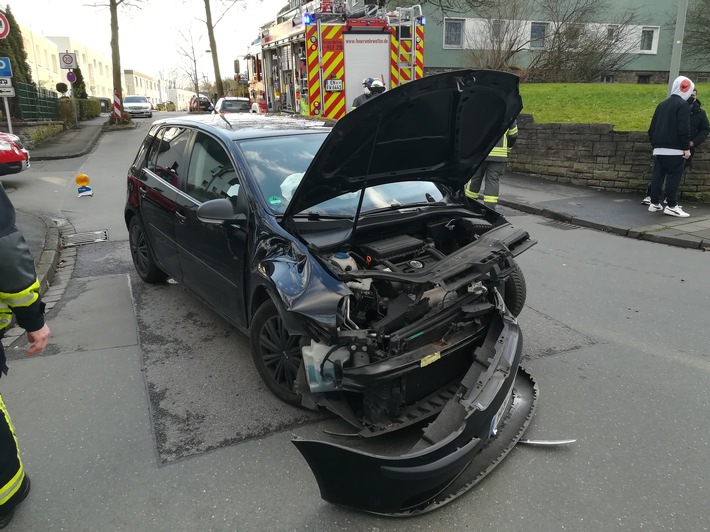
{"left": 254, "top": 0, "right": 425, "bottom": 120}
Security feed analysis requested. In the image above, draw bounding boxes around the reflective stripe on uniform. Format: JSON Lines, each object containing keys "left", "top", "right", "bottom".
{"left": 483, "top": 195, "right": 498, "bottom": 204}
{"left": 0, "top": 305, "right": 11, "bottom": 330}
{"left": 0, "top": 394, "right": 24, "bottom": 506}
{"left": 0, "top": 279, "right": 41, "bottom": 309}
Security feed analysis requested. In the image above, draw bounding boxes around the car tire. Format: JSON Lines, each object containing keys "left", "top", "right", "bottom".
{"left": 250, "top": 300, "right": 303, "bottom": 406}
{"left": 504, "top": 264, "right": 527, "bottom": 317}
{"left": 128, "top": 217, "right": 168, "bottom": 284}
{"left": 148, "top": 112, "right": 153, "bottom": 118}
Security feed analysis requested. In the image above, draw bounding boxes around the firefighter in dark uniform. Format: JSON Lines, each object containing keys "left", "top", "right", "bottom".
{"left": 352, "top": 77, "right": 386, "bottom": 109}
{"left": 0, "top": 184, "right": 51, "bottom": 528}
{"left": 465, "top": 120, "right": 519, "bottom": 209}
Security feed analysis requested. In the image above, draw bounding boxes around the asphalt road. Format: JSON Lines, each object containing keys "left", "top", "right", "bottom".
{"left": 2, "top": 119, "right": 708, "bottom": 530}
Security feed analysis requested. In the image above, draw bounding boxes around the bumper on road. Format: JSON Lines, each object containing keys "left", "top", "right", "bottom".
{"left": 293, "top": 310, "right": 538, "bottom": 515}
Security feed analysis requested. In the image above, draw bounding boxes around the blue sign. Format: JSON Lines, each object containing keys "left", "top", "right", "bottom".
{"left": 0, "top": 57, "right": 11, "bottom": 78}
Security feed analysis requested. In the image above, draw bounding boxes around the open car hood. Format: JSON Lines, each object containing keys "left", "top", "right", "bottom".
{"left": 283, "top": 69, "right": 523, "bottom": 217}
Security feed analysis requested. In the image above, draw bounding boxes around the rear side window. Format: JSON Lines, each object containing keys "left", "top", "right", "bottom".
{"left": 151, "top": 126, "right": 191, "bottom": 187}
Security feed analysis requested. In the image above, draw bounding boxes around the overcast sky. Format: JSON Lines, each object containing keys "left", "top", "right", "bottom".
{"left": 7, "top": 0, "right": 286, "bottom": 80}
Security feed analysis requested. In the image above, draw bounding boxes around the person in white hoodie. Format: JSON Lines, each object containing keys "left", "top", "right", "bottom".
{"left": 646, "top": 75, "right": 694, "bottom": 217}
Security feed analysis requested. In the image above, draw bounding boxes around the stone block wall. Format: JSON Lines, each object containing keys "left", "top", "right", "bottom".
{"left": 508, "top": 114, "right": 710, "bottom": 202}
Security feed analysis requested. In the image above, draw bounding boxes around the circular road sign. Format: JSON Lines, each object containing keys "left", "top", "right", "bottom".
{"left": 67, "top": 71, "right": 77, "bottom": 83}
{"left": 0, "top": 12, "right": 10, "bottom": 40}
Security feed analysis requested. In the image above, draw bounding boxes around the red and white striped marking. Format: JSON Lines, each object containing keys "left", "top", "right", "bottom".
{"left": 113, "top": 93, "right": 122, "bottom": 119}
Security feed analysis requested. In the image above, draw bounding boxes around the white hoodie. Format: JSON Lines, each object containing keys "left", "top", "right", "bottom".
{"left": 671, "top": 76, "right": 694, "bottom": 101}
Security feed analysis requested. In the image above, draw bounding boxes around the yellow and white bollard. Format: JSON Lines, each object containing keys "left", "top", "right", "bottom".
{"left": 76, "top": 173, "right": 93, "bottom": 197}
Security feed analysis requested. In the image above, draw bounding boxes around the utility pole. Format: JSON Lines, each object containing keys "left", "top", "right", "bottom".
{"left": 668, "top": 0, "right": 689, "bottom": 96}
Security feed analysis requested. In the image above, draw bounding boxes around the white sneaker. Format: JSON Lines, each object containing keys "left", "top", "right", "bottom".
{"left": 641, "top": 196, "right": 651, "bottom": 205}
{"left": 648, "top": 203, "right": 663, "bottom": 212}
{"left": 663, "top": 205, "right": 690, "bottom": 217}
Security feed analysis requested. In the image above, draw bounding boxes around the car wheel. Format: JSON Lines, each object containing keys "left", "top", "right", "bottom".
{"left": 504, "top": 264, "right": 527, "bottom": 317}
{"left": 128, "top": 217, "right": 168, "bottom": 283}
{"left": 250, "top": 300, "right": 303, "bottom": 406}
{"left": 148, "top": 112, "right": 153, "bottom": 118}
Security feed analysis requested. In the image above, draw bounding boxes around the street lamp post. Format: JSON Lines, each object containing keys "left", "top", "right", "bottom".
{"left": 668, "top": 0, "right": 689, "bottom": 96}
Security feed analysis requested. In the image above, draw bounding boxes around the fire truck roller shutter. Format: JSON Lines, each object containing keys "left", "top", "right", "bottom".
{"left": 343, "top": 33, "right": 391, "bottom": 112}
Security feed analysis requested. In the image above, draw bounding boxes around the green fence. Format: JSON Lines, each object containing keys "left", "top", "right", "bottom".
{"left": 14, "top": 82, "right": 59, "bottom": 121}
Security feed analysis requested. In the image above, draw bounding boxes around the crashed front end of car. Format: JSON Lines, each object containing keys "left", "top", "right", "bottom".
{"left": 275, "top": 69, "right": 538, "bottom": 514}
{"left": 281, "top": 220, "right": 536, "bottom": 515}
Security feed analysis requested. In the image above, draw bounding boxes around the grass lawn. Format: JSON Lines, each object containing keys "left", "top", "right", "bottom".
{"left": 519, "top": 82, "right": 710, "bottom": 132}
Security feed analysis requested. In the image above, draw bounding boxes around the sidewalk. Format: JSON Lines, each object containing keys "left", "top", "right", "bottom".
{"left": 29, "top": 114, "right": 107, "bottom": 161}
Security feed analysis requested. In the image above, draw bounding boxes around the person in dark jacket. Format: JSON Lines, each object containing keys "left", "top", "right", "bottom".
{"left": 642, "top": 87, "right": 710, "bottom": 205}
{"left": 352, "top": 77, "right": 385, "bottom": 110}
{"left": 0, "top": 184, "right": 51, "bottom": 528}
{"left": 646, "top": 75, "right": 694, "bottom": 218}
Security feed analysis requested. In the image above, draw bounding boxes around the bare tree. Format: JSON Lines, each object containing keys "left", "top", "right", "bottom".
{"left": 88, "top": 0, "right": 138, "bottom": 123}
{"left": 463, "top": 0, "right": 533, "bottom": 71}
{"left": 176, "top": 30, "right": 204, "bottom": 105}
{"left": 199, "top": 0, "right": 242, "bottom": 99}
{"left": 684, "top": 0, "right": 710, "bottom": 65}
{"left": 525, "top": 0, "right": 640, "bottom": 82}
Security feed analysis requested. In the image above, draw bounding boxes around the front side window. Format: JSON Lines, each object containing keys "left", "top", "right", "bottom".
{"left": 530, "top": 22, "right": 548, "bottom": 49}
{"left": 444, "top": 19, "right": 464, "bottom": 48}
{"left": 186, "top": 133, "right": 239, "bottom": 202}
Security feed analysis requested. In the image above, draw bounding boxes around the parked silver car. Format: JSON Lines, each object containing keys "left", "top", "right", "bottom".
{"left": 124, "top": 95, "right": 153, "bottom": 118}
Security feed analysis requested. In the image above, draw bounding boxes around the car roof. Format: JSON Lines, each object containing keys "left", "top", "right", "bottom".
{"left": 149, "top": 114, "right": 332, "bottom": 142}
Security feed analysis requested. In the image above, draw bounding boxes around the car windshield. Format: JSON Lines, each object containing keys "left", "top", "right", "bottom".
{"left": 221, "top": 100, "right": 249, "bottom": 111}
{"left": 237, "top": 134, "right": 444, "bottom": 215}
{"left": 125, "top": 96, "right": 147, "bottom": 103}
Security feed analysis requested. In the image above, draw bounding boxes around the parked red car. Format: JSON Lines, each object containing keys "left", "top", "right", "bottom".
{"left": 0, "top": 132, "right": 30, "bottom": 176}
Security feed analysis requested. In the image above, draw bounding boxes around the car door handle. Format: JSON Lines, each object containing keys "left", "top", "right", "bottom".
{"left": 175, "top": 211, "right": 187, "bottom": 224}
{"left": 139, "top": 186, "right": 147, "bottom": 198}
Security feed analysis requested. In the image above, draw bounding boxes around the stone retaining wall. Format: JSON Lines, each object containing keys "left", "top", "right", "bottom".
{"left": 508, "top": 114, "right": 710, "bottom": 202}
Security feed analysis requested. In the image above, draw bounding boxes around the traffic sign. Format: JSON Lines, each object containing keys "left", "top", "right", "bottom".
{"left": 67, "top": 71, "right": 77, "bottom": 83}
{"left": 0, "top": 12, "right": 9, "bottom": 40}
{"left": 0, "top": 86, "right": 14, "bottom": 97}
{"left": 0, "top": 77, "right": 11, "bottom": 86}
{"left": 60, "top": 52, "right": 77, "bottom": 69}
{"left": 0, "top": 57, "right": 12, "bottom": 78}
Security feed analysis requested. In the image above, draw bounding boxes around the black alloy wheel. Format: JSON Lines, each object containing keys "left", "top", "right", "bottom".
{"left": 250, "top": 300, "right": 303, "bottom": 406}
{"left": 128, "top": 217, "right": 168, "bottom": 283}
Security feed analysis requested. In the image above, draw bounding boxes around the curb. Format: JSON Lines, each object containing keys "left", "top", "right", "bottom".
{"left": 35, "top": 214, "right": 61, "bottom": 297}
{"left": 501, "top": 199, "right": 708, "bottom": 251}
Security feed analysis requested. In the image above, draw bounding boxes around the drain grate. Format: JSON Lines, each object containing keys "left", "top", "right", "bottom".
{"left": 62, "top": 230, "right": 109, "bottom": 247}
{"left": 541, "top": 219, "right": 581, "bottom": 230}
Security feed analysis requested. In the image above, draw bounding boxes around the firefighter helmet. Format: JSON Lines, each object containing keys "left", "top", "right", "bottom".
{"left": 363, "top": 77, "right": 385, "bottom": 95}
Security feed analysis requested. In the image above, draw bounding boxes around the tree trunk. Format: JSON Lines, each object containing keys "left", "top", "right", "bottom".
{"left": 110, "top": 0, "right": 123, "bottom": 120}
{"left": 204, "top": 0, "right": 224, "bottom": 98}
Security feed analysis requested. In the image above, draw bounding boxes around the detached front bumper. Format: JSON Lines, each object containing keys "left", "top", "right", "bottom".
{"left": 293, "top": 306, "right": 538, "bottom": 515}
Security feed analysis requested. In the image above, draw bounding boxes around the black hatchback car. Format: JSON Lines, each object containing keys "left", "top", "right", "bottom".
{"left": 125, "top": 70, "right": 537, "bottom": 515}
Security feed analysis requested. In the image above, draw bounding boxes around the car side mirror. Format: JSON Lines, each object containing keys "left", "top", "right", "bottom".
{"left": 197, "top": 198, "right": 246, "bottom": 224}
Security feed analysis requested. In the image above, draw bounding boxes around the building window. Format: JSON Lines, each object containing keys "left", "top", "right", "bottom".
{"left": 530, "top": 22, "right": 548, "bottom": 49}
{"left": 444, "top": 19, "right": 464, "bottom": 49}
{"left": 639, "top": 27, "right": 658, "bottom": 53}
{"left": 637, "top": 74, "right": 651, "bottom": 84}
{"left": 607, "top": 25, "right": 619, "bottom": 42}
{"left": 491, "top": 19, "right": 502, "bottom": 41}
{"left": 601, "top": 74, "right": 614, "bottom": 83}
